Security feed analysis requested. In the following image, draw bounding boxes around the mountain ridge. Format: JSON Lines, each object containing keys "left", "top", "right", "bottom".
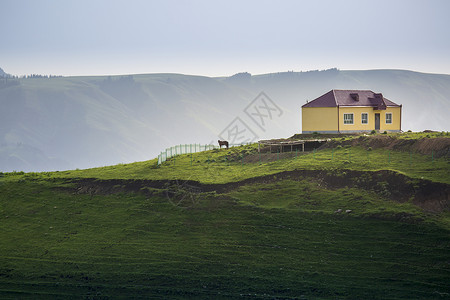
{"left": 1, "top": 68, "right": 449, "bottom": 172}
{"left": 0, "top": 67, "right": 9, "bottom": 77}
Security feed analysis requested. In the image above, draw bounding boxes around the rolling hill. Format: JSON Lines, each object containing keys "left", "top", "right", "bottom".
{"left": 0, "top": 132, "right": 449, "bottom": 298}
{"left": 1, "top": 68, "right": 449, "bottom": 172}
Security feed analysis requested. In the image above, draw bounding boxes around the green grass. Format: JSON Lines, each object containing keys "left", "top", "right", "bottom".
{"left": 230, "top": 179, "right": 424, "bottom": 216}
{"left": 15, "top": 142, "right": 444, "bottom": 185}
{"left": 394, "top": 130, "right": 449, "bottom": 139}
{"left": 0, "top": 179, "right": 449, "bottom": 299}
{"left": 0, "top": 132, "right": 449, "bottom": 298}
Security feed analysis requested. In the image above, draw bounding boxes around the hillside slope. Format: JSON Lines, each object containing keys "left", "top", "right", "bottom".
{"left": 0, "top": 133, "right": 449, "bottom": 298}
{"left": 1, "top": 69, "right": 449, "bottom": 172}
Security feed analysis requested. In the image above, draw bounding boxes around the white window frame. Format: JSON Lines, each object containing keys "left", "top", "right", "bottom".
{"left": 361, "top": 113, "right": 368, "bottom": 124}
{"left": 385, "top": 113, "right": 392, "bottom": 124}
{"left": 343, "top": 113, "right": 354, "bottom": 125}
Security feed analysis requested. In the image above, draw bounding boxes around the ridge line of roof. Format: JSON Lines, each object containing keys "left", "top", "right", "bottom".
{"left": 332, "top": 89, "right": 338, "bottom": 106}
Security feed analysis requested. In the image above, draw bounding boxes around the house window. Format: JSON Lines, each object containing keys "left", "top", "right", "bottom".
{"left": 386, "top": 113, "right": 392, "bottom": 124}
{"left": 361, "top": 113, "right": 368, "bottom": 124}
{"left": 344, "top": 113, "right": 354, "bottom": 124}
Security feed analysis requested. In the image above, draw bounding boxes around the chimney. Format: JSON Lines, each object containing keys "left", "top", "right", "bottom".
{"left": 374, "top": 93, "right": 383, "bottom": 99}
{"left": 350, "top": 93, "right": 359, "bottom": 101}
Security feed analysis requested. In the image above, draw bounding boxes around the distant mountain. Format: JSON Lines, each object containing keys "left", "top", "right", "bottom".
{"left": 0, "top": 69, "right": 449, "bottom": 172}
{"left": 0, "top": 67, "right": 9, "bottom": 77}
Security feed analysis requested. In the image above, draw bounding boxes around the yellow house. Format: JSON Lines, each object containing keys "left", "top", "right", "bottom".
{"left": 302, "top": 90, "right": 402, "bottom": 133}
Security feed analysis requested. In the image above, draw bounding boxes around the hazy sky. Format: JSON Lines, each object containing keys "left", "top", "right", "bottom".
{"left": 1, "top": 0, "right": 449, "bottom": 76}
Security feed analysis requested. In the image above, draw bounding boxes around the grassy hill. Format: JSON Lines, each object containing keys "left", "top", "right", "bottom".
{"left": 1, "top": 69, "right": 450, "bottom": 172}
{"left": 0, "top": 132, "right": 449, "bottom": 298}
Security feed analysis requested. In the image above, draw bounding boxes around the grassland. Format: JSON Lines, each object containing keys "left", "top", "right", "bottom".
{"left": 0, "top": 132, "right": 449, "bottom": 299}
{"left": 24, "top": 132, "right": 447, "bottom": 185}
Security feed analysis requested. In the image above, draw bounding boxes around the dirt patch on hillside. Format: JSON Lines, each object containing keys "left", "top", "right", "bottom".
{"left": 413, "top": 138, "right": 450, "bottom": 156}
{"left": 363, "top": 136, "right": 450, "bottom": 156}
{"left": 71, "top": 169, "right": 449, "bottom": 213}
{"left": 320, "top": 135, "right": 450, "bottom": 158}
{"left": 73, "top": 179, "right": 172, "bottom": 196}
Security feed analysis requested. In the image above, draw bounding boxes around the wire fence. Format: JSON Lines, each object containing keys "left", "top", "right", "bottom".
{"left": 157, "top": 143, "right": 248, "bottom": 165}
{"left": 158, "top": 144, "right": 217, "bottom": 165}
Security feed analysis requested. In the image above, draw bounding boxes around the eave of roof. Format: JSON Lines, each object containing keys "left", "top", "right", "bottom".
{"left": 302, "top": 89, "right": 401, "bottom": 108}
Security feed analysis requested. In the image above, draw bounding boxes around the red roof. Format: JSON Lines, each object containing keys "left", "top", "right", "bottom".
{"left": 302, "top": 90, "right": 401, "bottom": 109}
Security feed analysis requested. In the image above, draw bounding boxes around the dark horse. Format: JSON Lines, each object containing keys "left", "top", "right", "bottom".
{"left": 218, "top": 140, "right": 229, "bottom": 149}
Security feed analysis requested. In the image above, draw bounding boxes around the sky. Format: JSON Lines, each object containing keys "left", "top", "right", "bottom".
{"left": 1, "top": 0, "right": 450, "bottom": 77}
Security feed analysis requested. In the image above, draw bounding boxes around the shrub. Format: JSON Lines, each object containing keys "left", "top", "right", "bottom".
{"left": 382, "top": 131, "right": 387, "bottom": 134}
{"left": 370, "top": 130, "right": 376, "bottom": 135}
{"left": 367, "top": 147, "right": 372, "bottom": 151}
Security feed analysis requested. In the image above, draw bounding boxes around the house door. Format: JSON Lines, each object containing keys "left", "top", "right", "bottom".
{"left": 375, "top": 113, "right": 380, "bottom": 130}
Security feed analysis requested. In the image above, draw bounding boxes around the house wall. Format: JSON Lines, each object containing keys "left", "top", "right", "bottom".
{"left": 375, "top": 106, "right": 402, "bottom": 132}
{"left": 339, "top": 107, "right": 372, "bottom": 132}
{"left": 302, "top": 107, "right": 338, "bottom": 133}
{"left": 339, "top": 106, "right": 402, "bottom": 132}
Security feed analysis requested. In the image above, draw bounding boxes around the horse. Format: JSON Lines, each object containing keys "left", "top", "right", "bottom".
{"left": 218, "top": 140, "right": 229, "bottom": 149}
